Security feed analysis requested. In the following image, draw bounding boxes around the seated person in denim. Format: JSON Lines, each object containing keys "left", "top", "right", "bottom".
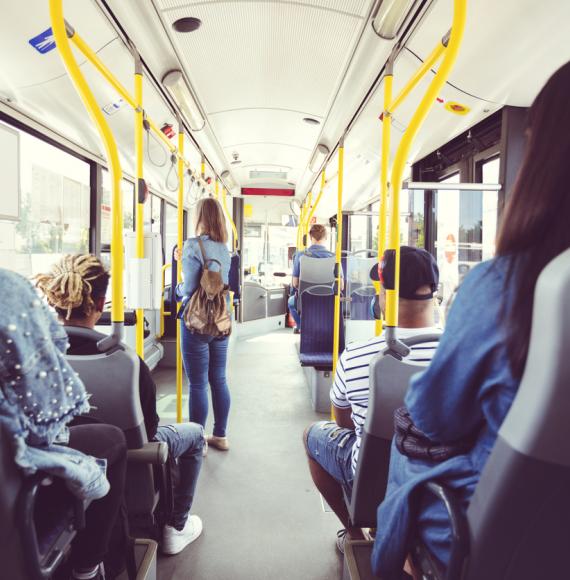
{"left": 289, "top": 224, "right": 336, "bottom": 333}
{"left": 303, "top": 247, "right": 441, "bottom": 553}
{"left": 37, "top": 255, "right": 204, "bottom": 556}
{"left": 0, "top": 267, "right": 127, "bottom": 580}
{"left": 371, "top": 62, "right": 570, "bottom": 580}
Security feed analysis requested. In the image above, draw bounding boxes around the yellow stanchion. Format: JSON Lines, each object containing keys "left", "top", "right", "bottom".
{"left": 332, "top": 141, "right": 345, "bottom": 377}
{"left": 159, "top": 264, "right": 172, "bottom": 339}
{"left": 215, "top": 178, "right": 219, "bottom": 200}
{"left": 375, "top": 68, "right": 393, "bottom": 337}
{"left": 50, "top": 0, "right": 124, "bottom": 337}
{"left": 135, "top": 54, "right": 145, "bottom": 359}
{"left": 305, "top": 171, "right": 326, "bottom": 228}
{"left": 303, "top": 191, "right": 313, "bottom": 246}
{"left": 176, "top": 124, "right": 185, "bottom": 424}
{"left": 221, "top": 188, "right": 239, "bottom": 253}
{"left": 384, "top": 0, "right": 467, "bottom": 334}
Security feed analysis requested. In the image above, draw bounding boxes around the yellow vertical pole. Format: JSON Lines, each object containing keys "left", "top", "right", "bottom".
{"left": 375, "top": 67, "right": 393, "bottom": 336}
{"left": 384, "top": 0, "right": 467, "bottom": 334}
{"left": 201, "top": 157, "right": 206, "bottom": 182}
{"left": 215, "top": 178, "right": 219, "bottom": 200}
{"left": 306, "top": 171, "right": 326, "bottom": 227}
{"left": 49, "top": 0, "right": 124, "bottom": 342}
{"left": 332, "top": 140, "right": 344, "bottom": 377}
{"left": 303, "top": 192, "right": 313, "bottom": 246}
{"left": 176, "top": 123, "right": 185, "bottom": 423}
{"left": 221, "top": 187, "right": 239, "bottom": 252}
{"left": 134, "top": 53, "right": 145, "bottom": 359}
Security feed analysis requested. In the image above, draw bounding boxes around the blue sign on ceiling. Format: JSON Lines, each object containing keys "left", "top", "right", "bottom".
{"left": 29, "top": 28, "right": 57, "bottom": 55}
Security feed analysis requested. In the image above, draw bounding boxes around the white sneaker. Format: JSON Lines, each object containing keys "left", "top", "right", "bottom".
{"left": 202, "top": 439, "right": 208, "bottom": 457}
{"left": 162, "top": 515, "right": 203, "bottom": 555}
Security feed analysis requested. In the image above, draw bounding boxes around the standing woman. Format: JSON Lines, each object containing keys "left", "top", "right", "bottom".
{"left": 178, "top": 197, "right": 232, "bottom": 451}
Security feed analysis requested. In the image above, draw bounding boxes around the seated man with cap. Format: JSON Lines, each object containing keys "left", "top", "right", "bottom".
{"left": 302, "top": 246, "right": 442, "bottom": 553}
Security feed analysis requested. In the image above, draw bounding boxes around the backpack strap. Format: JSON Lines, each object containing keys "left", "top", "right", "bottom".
{"left": 197, "top": 237, "right": 222, "bottom": 270}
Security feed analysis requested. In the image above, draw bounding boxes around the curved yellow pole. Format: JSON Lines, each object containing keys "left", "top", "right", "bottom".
{"left": 332, "top": 141, "right": 345, "bottom": 377}
{"left": 50, "top": 0, "right": 124, "bottom": 337}
{"left": 222, "top": 188, "right": 239, "bottom": 252}
{"left": 385, "top": 0, "right": 467, "bottom": 331}
{"left": 375, "top": 71, "right": 393, "bottom": 337}
{"left": 176, "top": 125, "right": 185, "bottom": 423}
{"left": 135, "top": 54, "right": 145, "bottom": 359}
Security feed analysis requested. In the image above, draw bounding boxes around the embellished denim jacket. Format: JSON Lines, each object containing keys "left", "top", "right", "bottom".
{"left": 0, "top": 269, "right": 109, "bottom": 501}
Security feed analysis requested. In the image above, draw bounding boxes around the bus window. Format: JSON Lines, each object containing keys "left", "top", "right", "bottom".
{"left": 164, "top": 202, "right": 186, "bottom": 261}
{"left": 143, "top": 193, "right": 162, "bottom": 234}
{"left": 0, "top": 121, "right": 90, "bottom": 277}
{"left": 435, "top": 172, "right": 499, "bottom": 309}
{"left": 101, "top": 171, "right": 134, "bottom": 246}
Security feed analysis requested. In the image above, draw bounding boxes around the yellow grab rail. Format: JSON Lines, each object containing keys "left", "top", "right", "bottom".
{"left": 384, "top": 0, "right": 467, "bottom": 334}
{"left": 386, "top": 37, "right": 447, "bottom": 115}
{"left": 303, "top": 191, "right": 313, "bottom": 246}
{"left": 135, "top": 53, "right": 145, "bottom": 359}
{"left": 159, "top": 263, "right": 172, "bottom": 339}
{"left": 215, "top": 178, "right": 219, "bottom": 200}
{"left": 222, "top": 188, "right": 239, "bottom": 252}
{"left": 296, "top": 202, "right": 306, "bottom": 250}
{"left": 375, "top": 65, "right": 393, "bottom": 336}
{"left": 305, "top": 171, "right": 326, "bottom": 230}
{"left": 176, "top": 123, "right": 185, "bottom": 424}
{"left": 332, "top": 140, "right": 345, "bottom": 377}
{"left": 50, "top": 0, "right": 124, "bottom": 340}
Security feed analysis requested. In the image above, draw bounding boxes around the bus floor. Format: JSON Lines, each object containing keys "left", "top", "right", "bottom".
{"left": 152, "top": 329, "right": 343, "bottom": 580}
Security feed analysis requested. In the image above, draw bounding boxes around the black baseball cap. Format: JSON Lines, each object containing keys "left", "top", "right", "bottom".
{"left": 369, "top": 246, "right": 439, "bottom": 300}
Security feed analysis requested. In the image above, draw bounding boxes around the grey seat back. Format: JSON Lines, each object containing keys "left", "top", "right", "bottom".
{"left": 298, "top": 255, "right": 335, "bottom": 313}
{"left": 463, "top": 248, "right": 570, "bottom": 580}
{"left": 348, "top": 334, "right": 441, "bottom": 527}
{"left": 65, "top": 327, "right": 157, "bottom": 530}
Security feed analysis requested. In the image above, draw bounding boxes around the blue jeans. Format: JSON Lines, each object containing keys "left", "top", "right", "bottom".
{"left": 181, "top": 326, "right": 231, "bottom": 438}
{"left": 288, "top": 295, "right": 301, "bottom": 329}
{"left": 305, "top": 421, "right": 356, "bottom": 490}
{"left": 154, "top": 423, "right": 204, "bottom": 530}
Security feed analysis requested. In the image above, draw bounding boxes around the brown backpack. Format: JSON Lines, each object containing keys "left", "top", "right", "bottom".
{"left": 183, "top": 238, "right": 231, "bottom": 337}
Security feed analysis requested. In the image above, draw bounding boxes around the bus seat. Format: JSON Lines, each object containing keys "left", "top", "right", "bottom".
{"left": 65, "top": 327, "right": 169, "bottom": 538}
{"left": 298, "top": 255, "right": 336, "bottom": 314}
{"left": 346, "top": 334, "right": 441, "bottom": 528}
{"left": 0, "top": 423, "right": 86, "bottom": 580}
{"left": 349, "top": 286, "right": 377, "bottom": 321}
{"left": 412, "top": 248, "right": 570, "bottom": 580}
{"left": 299, "top": 287, "right": 345, "bottom": 369}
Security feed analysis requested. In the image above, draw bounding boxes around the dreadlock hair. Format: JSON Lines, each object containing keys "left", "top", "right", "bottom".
{"left": 36, "top": 254, "right": 110, "bottom": 320}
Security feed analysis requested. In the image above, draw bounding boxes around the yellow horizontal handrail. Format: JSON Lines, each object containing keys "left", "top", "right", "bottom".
{"left": 385, "top": 0, "right": 467, "bottom": 331}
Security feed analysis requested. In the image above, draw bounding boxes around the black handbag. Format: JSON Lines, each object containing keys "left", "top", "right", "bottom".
{"left": 394, "top": 406, "right": 475, "bottom": 462}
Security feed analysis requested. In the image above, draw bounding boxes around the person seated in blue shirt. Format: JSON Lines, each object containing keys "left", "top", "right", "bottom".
{"left": 289, "top": 224, "right": 336, "bottom": 333}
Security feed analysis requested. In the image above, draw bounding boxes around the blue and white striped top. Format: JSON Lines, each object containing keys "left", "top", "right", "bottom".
{"left": 330, "top": 327, "right": 441, "bottom": 473}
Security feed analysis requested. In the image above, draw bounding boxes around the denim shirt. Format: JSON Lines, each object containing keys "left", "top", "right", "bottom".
{"left": 176, "top": 235, "right": 231, "bottom": 315}
{"left": 0, "top": 269, "right": 109, "bottom": 501}
{"left": 372, "top": 257, "right": 520, "bottom": 578}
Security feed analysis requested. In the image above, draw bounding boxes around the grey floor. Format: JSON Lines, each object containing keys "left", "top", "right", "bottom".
{"left": 152, "top": 330, "right": 343, "bottom": 580}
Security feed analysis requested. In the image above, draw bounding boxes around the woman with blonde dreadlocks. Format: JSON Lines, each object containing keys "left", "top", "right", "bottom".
{"left": 37, "top": 254, "right": 205, "bottom": 556}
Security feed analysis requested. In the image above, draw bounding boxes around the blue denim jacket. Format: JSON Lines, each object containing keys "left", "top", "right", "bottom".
{"left": 176, "top": 235, "right": 231, "bottom": 315}
{"left": 0, "top": 269, "right": 109, "bottom": 501}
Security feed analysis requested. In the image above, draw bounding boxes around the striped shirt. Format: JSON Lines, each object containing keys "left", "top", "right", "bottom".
{"left": 330, "top": 327, "right": 441, "bottom": 473}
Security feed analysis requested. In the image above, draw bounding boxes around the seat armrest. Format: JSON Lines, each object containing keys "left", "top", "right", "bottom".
{"left": 127, "top": 441, "right": 168, "bottom": 465}
{"left": 412, "top": 481, "right": 470, "bottom": 580}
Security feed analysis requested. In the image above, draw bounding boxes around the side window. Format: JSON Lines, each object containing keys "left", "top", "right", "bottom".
{"left": 0, "top": 121, "right": 90, "bottom": 277}
{"left": 100, "top": 171, "right": 134, "bottom": 247}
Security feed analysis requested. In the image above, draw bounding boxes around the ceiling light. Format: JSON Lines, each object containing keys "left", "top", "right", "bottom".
{"left": 231, "top": 160, "right": 242, "bottom": 165}
{"left": 303, "top": 117, "right": 320, "bottom": 125}
{"left": 162, "top": 70, "right": 205, "bottom": 132}
{"left": 172, "top": 17, "right": 202, "bottom": 33}
{"left": 309, "top": 144, "right": 329, "bottom": 173}
{"left": 221, "top": 170, "right": 237, "bottom": 191}
{"left": 371, "top": 0, "right": 417, "bottom": 40}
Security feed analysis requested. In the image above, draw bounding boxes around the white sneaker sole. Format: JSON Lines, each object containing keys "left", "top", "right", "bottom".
{"left": 162, "top": 517, "right": 203, "bottom": 555}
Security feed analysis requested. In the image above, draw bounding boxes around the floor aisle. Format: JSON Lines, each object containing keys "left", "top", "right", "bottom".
{"left": 153, "top": 330, "right": 343, "bottom": 580}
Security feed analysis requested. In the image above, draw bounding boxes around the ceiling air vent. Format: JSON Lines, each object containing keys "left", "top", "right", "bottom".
{"left": 249, "top": 170, "right": 288, "bottom": 180}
